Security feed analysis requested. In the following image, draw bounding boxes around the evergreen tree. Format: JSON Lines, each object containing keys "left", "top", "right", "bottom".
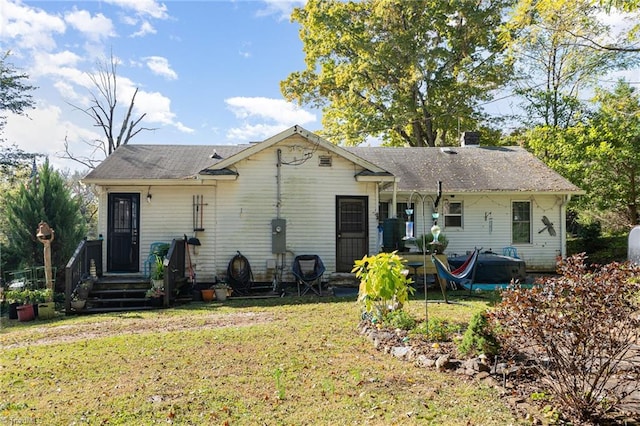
{"left": 2, "top": 159, "right": 87, "bottom": 290}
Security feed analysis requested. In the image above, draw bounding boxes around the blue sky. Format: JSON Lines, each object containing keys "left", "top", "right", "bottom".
{"left": 1, "top": 1, "right": 638, "bottom": 172}
{"left": 1, "top": 0, "right": 317, "bottom": 171}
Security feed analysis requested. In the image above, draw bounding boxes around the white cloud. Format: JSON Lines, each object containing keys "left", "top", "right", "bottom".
{"left": 226, "top": 97, "right": 316, "bottom": 123}
{"left": 64, "top": 8, "right": 115, "bottom": 41}
{"left": 30, "top": 50, "right": 83, "bottom": 76}
{"left": 226, "top": 123, "right": 292, "bottom": 141}
{"left": 224, "top": 97, "right": 317, "bottom": 141}
{"left": 0, "top": 0, "right": 66, "bottom": 50}
{"left": 131, "top": 21, "right": 156, "bottom": 38}
{"left": 256, "top": 0, "right": 305, "bottom": 21}
{"left": 143, "top": 56, "right": 177, "bottom": 80}
{"left": 134, "top": 90, "right": 194, "bottom": 133}
{"left": 3, "top": 103, "right": 101, "bottom": 172}
{"left": 105, "top": 0, "right": 169, "bottom": 20}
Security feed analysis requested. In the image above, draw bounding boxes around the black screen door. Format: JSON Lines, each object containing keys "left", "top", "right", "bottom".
{"left": 336, "top": 196, "right": 368, "bottom": 272}
{"left": 107, "top": 193, "right": 140, "bottom": 272}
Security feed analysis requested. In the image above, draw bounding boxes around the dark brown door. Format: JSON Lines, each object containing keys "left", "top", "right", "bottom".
{"left": 336, "top": 196, "right": 368, "bottom": 272}
{"left": 107, "top": 193, "right": 140, "bottom": 272}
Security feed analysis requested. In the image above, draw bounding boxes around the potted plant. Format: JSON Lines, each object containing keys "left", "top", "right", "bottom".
{"left": 201, "top": 287, "right": 215, "bottom": 302}
{"left": 70, "top": 294, "right": 86, "bottom": 310}
{"left": 213, "top": 283, "right": 232, "bottom": 301}
{"left": 415, "top": 233, "right": 449, "bottom": 254}
{"left": 5, "top": 289, "right": 27, "bottom": 319}
{"left": 150, "top": 255, "right": 165, "bottom": 289}
{"left": 145, "top": 286, "right": 165, "bottom": 307}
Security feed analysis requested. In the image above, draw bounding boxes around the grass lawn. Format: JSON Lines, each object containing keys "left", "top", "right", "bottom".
{"left": 0, "top": 292, "right": 522, "bottom": 425}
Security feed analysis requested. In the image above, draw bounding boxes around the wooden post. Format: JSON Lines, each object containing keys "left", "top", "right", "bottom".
{"left": 36, "top": 221, "right": 55, "bottom": 302}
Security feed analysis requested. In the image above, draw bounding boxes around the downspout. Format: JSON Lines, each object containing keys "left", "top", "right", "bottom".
{"left": 213, "top": 184, "right": 218, "bottom": 277}
{"left": 560, "top": 194, "right": 572, "bottom": 258}
{"left": 392, "top": 179, "right": 398, "bottom": 218}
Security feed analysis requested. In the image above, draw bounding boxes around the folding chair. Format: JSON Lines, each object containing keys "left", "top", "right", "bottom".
{"left": 292, "top": 255, "right": 325, "bottom": 296}
{"left": 502, "top": 246, "right": 519, "bottom": 259}
{"left": 143, "top": 242, "right": 168, "bottom": 277}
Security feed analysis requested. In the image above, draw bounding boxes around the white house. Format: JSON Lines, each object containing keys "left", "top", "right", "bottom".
{"left": 82, "top": 125, "right": 583, "bottom": 285}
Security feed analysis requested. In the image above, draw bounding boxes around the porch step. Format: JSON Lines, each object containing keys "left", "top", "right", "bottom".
{"left": 72, "top": 275, "right": 161, "bottom": 314}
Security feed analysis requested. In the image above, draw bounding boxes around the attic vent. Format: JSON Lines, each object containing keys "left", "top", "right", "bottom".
{"left": 440, "top": 147, "right": 458, "bottom": 154}
{"left": 319, "top": 155, "right": 332, "bottom": 167}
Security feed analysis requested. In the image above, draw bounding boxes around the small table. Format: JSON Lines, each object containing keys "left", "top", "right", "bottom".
{"left": 406, "top": 262, "right": 423, "bottom": 280}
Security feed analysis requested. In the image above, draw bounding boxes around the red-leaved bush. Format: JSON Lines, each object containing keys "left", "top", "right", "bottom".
{"left": 491, "top": 254, "right": 640, "bottom": 424}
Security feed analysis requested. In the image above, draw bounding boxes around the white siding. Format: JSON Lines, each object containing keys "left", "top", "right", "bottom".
{"left": 391, "top": 193, "right": 565, "bottom": 271}
{"left": 212, "top": 135, "right": 377, "bottom": 281}
{"left": 96, "top": 135, "right": 379, "bottom": 282}
{"left": 96, "top": 185, "right": 218, "bottom": 279}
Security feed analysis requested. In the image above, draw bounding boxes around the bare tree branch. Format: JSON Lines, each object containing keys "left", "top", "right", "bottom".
{"left": 62, "top": 51, "right": 157, "bottom": 169}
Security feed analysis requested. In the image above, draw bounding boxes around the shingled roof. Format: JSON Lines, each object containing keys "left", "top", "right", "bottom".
{"left": 83, "top": 144, "right": 251, "bottom": 181}
{"left": 83, "top": 141, "right": 582, "bottom": 195}
{"left": 346, "top": 145, "right": 582, "bottom": 194}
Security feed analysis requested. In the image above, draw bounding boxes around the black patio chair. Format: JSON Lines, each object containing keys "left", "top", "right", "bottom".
{"left": 292, "top": 254, "right": 325, "bottom": 296}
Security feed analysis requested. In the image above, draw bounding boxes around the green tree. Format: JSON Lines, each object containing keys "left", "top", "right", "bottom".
{"left": 583, "top": 80, "right": 640, "bottom": 226}
{"left": 281, "top": 0, "right": 514, "bottom": 147}
{"left": 2, "top": 159, "right": 87, "bottom": 290}
{"left": 0, "top": 51, "right": 37, "bottom": 173}
{"left": 0, "top": 51, "right": 36, "bottom": 136}
{"left": 504, "top": 0, "right": 636, "bottom": 129}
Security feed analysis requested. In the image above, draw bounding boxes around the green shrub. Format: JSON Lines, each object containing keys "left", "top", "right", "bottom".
{"left": 457, "top": 310, "right": 500, "bottom": 358}
{"left": 491, "top": 254, "right": 640, "bottom": 424}
{"left": 353, "top": 251, "right": 414, "bottom": 322}
{"left": 383, "top": 309, "right": 416, "bottom": 330}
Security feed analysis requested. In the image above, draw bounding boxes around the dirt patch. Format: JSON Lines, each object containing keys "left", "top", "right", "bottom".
{"left": 2, "top": 311, "right": 274, "bottom": 349}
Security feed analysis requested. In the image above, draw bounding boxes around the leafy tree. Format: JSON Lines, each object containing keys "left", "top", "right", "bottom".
{"left": 0, "top": 51, "right": 36, "bottom": 137}
{"left": 61, "top": 168, "right": 98, "bottom": 237}
{"left": 64, "top": 52, "right": 154, "bottom": 169}
{"left": 0, "top": 51, "right": 38, "bottom": 174}
{"left": 504, "top": 0, "right": 637, "bottom": 129}
{"left": 584, "top": 80, "right": 640, "bottom": 226}
{"left": 2, "top": 159, "right": 87, "bottom": 290}
{"left": 281, "top": 0, "right": 514, "bottom": 147}
{"left": 600, "top": 0, "right": 640, "bottom": 11}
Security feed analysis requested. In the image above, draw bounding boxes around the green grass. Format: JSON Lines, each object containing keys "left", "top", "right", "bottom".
{"left": 0, "top": 293, "right": 522, "bottom": 425}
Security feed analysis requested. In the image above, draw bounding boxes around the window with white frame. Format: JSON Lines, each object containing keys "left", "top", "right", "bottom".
{"left": 512, "top": 201, "right": 531, "bottom": 244}
{"left": 444, "top": 201, "right": 463, "bottom": 227}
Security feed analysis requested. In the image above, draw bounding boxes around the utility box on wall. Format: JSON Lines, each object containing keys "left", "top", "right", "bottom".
{"left": 271, "top": 219, "right": 286, "bottom": 254}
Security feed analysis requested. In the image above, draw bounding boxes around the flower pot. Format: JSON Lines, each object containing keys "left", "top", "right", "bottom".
{"left": 71, "top": 299, "right": 86, "bottom": 310}
{"left": 8, "top": 302, "right": 19, "bottom": 319}
{"left": 201, "top": 289, "right": 215, "bottom": 302}
{"left": 214, "top": 288, "right": 228, "bottom": 302}
{"left": 192, "top": 289, "right": 203, "bottom": 302}
{"left": 151, "top": 279, "right": 164, "bottom": 289}
{"left": 150, "top": 296, "right": 163, "bottom": 307}
{"left": 17, "top": 304, "right": 35, "bottom": 322}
